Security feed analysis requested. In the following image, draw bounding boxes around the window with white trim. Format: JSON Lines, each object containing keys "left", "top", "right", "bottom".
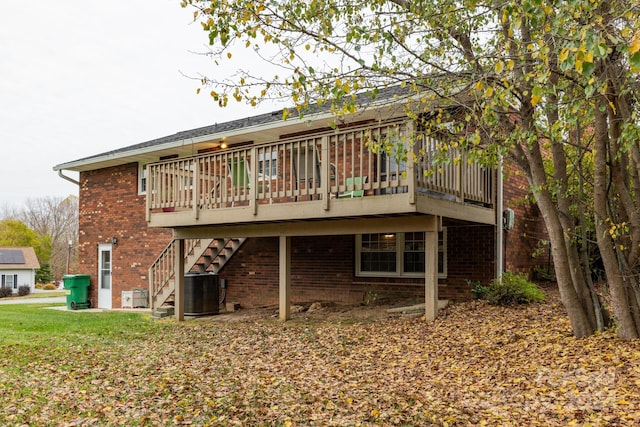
{"left": 138, "top": 163, "right": 147, "bottom": 195}
{"left": 1, "top": 274, "right": 18, "bottom": 289}
{"left": 258, "top": 151, "right": 278, "bottom": 181}
{"left": 356, "top": 230, "right": 446, "bottom": 278}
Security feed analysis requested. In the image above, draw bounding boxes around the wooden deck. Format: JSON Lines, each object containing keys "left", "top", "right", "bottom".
{"left": 146, "top": 120, "right": 496, "bottom": 228}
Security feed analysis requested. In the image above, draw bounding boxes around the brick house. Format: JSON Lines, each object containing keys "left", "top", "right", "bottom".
{"left": 53, "top": 91, "right": 547, "bottom": 319}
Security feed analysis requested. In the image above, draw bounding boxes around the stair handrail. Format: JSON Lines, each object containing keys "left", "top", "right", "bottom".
{"left": 149, "top": 237, "right": 247, "bottom": 310}
{"left": 149, "top": 238, "right": 202, "bottom": 308}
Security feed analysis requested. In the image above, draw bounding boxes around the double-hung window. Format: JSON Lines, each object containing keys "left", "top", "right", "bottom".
{"left": 258, "top": 151, "right": 278, "bottom": 181}
{"left": 138, "top": 163, "right": 148, "bottom": 195}
{"left": 356, "top": 230, "right": 446, "bottom": 278}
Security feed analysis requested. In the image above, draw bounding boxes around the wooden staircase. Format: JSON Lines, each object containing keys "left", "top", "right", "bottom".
{"left": 149, "top": 238, "right": 246, "bottom": 313}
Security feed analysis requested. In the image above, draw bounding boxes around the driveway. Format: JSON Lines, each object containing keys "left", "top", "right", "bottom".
{"left": 0, "top": 296, "right": 66, "bottom": 305}
{"left": 0, "top": 289, "right": 65, "bottom": 305}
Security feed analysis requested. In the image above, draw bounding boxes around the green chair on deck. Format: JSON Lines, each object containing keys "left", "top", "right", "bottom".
{"left": 338, "top": 176, "right": 367, "bottom": 198}
{"left": 228, "top": 158, "right": 250, "bottom": 190}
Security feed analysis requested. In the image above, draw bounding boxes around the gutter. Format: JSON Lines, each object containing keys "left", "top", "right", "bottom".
{"left": 496, "top": 156, "right": 504, "bottom": 279}
{"left": 57, "top": 170, "right": 80, "bottom": 186}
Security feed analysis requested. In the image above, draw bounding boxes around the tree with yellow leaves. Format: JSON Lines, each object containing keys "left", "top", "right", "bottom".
{"left": 181, "top": 0, "right": 640, "bottom": 339}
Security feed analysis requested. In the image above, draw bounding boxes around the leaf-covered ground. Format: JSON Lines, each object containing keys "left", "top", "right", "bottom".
{"left": 1, "top": 287, "right": 639, "bottom": 426}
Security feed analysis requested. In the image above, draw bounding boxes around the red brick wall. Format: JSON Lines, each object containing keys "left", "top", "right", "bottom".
{"left": 221, "top": 222, "right": 497, "bottom": 308}
{"left": 78, "top": 163, "right": 171, "bottom": 308}
{"left": 502, "top": 163, "right": 550, "bottom": 277}
{"left": 442, "top": 221, "right": 496, "bottom": 299}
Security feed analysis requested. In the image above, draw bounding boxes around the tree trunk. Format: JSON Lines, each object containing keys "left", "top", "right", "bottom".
{"left": 517, "top": 144, "right": 595, "bottom": 337}
{"left": 592, "top": 98, "right": 640, "bottom": 339}
{"left": 543, "top": 69, "right": 599, "bottom": 331}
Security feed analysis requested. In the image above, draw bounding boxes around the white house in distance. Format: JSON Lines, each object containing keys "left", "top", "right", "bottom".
{"left": 0, "top": 247, "right": 40, "bottom": 292}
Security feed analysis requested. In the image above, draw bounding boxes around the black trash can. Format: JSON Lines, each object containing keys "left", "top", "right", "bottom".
{"left": 184, "top": 273, "right": 219, "bottom": 316}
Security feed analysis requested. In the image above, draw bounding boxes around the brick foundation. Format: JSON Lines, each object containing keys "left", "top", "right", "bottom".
{"left": 221, "top": 221, "right": 499, "bottom": 308}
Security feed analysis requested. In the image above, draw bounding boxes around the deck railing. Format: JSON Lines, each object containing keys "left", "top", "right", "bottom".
{"left": 146, "top": 121, "right": 493, "bottom": 219}
{"left": 148, "top": 238, "right": 200, "bottom": 309}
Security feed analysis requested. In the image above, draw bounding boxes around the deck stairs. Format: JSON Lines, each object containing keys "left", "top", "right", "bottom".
{"left": 150, "top": 237, "right": 246, "bottom": 317}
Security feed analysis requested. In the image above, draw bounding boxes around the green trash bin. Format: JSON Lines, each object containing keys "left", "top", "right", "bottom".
{"left": 63, "top": 274, "right": 92, "bottom": 310}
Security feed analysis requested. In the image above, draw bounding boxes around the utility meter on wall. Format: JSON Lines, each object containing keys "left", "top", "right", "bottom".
{"left": 503, "top": 208, "right": 515, "bottom": 231}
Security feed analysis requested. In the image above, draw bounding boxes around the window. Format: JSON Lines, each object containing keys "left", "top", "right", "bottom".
{"left": 258, "top": 151, "right": 278, "bottom": 181}
{"left": 403, "top": 231, "right": 425, "bottom": 273}
{"left": 360, "top": 233, "right": 397, "bottom": 273}
{"left": 138, "top": 163, "right": 147, "bottom": 195}
{"left": 1, "top": 274, "right": 18, "bottom": 289}
{"left": 378, "top": 132, "right": 409, "bottom": 194}
{"left": 356, "top": 230, "right": 446, "bottom": 278}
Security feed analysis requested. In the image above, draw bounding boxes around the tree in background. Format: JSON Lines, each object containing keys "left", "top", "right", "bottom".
{"left": 18, "top": 196, "right": 79, "bottom": 279}
{"left": 35, "top": 262, "right": 53, "bottom": 284}
{"left": 182, "top": 0, "right": 640, "bottom": 338}
{"left": 0, "top": 196, "right": 78, "bottom": 281}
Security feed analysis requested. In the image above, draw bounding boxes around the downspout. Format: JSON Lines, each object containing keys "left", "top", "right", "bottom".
{"left": 496, "top": 156, "right": 504, "bottom": 280}
{"left": 58, "top": 170, "right": 80, "bottom": 186}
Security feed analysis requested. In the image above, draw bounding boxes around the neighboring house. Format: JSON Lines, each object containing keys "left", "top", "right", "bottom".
{"left": 0, "top": 247, "right": 40, "bottom": 292}
{"left": 53, "top": 90, "right": 547, "bottom": 319}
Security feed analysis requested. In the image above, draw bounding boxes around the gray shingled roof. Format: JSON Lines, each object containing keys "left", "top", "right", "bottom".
{"left": 63, "top": 86, "right": 408, "bottom": 166}
{"left": 71, "top": 107, "right": 291, "bottom": 164}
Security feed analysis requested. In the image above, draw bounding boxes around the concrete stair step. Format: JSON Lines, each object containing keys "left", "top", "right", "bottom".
{"left": 386, "top": 300, "right": 449, "bottom": 316}
{"left": 152, "top": 306, "right": 175, "bottom": 319}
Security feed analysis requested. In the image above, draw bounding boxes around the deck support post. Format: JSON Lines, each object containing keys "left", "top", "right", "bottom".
{"left": 174, "top": 238, "right": 185, "bottom": 321}
{"left": 279, "top": 235, "right": 291, "bottom": 321}
{"left": 425, "top": 230, "right": 438, "bottom": 321}
{"left": 321, "top": 137, "right": 330, "bottom": 210}
{"left": 193, "top": 159, "right": 200, "bottom": 220}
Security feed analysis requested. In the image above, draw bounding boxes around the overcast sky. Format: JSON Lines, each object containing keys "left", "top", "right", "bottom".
{"left": 0, "top": 1, "right": 273, "bottom": 210}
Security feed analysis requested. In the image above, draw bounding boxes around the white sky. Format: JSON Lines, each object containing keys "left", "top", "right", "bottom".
{"left": 0, "top": 0, "right": 274, "bottom": 209}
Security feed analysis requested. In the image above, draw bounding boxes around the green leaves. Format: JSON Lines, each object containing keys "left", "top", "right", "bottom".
{"left": 180, "top": 0, "right": 640, "bottom": 337}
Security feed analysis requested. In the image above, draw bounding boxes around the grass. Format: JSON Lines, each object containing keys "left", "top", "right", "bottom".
{"left": 0, "top": 291, "right": 639, "bottom": 426}
{"left": 0, "top": 304, "right": 161, "bottom": 346}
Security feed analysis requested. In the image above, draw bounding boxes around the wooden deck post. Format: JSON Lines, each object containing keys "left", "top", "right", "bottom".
{"left": 279, "top": 235, "right": 291, "bottom": 321}
{"left": 321, "top": 136, "right": 330, "bottom": 210}
{"left": 250, "top": 147, "right": 258, "bottom": 215}
{"left": 193, "top": 159, "right": 200, "bottom": 220}
{"left": 174, "top": 238, "right": 185, "bottom": 321}
{"left": 406, "top": 121, "right": 416, "bottom": 205}
{"left": 425, "top": 230, "right": 438, "bottom": 321}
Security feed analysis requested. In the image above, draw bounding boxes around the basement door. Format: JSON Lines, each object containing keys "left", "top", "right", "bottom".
{"left": 97, "top": 244, "right": 112, "bottom": 309}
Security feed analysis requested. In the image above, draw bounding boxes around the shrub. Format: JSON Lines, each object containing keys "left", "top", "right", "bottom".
{"left": 467, "top": 279, "right": 490, "bottom": 299}
{"left": 43, "top": 283, "right": 58, "bottom": 290}
{"left": 485, "top": 272, "right": 546, "bottom": 306}
{"left": 0, "top": 287, "right": 13, "bottom": 298}
{"left": 18, "top": 285, "right": 31, "bottom": 296}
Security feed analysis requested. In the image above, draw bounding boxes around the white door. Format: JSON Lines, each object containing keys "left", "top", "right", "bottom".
{"left": 98, "top": 244, "right": 112, "bottom": 309}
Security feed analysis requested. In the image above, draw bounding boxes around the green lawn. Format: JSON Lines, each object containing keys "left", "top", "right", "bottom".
{"left": 1, "top": 294, "right": 639, "bottom": 426}
{"left": 0, "top": 304, "right": 160, "bottom": 346}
